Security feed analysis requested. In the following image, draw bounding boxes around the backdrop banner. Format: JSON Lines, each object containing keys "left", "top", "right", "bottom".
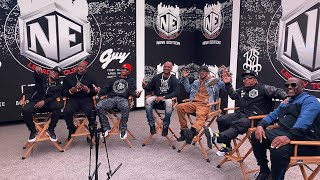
{"left": 0, "top": 0, "right": 136, "bottom": 122}
{"left": 237, "top": 0, "right": 320, "bottom": 97}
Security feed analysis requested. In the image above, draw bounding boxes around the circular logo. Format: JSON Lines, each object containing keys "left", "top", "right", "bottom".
{"left": 113, "top": 79, "right": 128, "bottom": 94}
{"left": 4, "top": 5, "right": 101, "bottom": 75}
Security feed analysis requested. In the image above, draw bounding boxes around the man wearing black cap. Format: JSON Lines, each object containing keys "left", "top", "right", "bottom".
{"left": 22, "top": 66, "right": 63, "bottom": 142}
{"left": 176, "top": 65, "right": 225, "bottom": 144}
{"left": 62, "top": 61, "right": 99, "bottom": 140}
{"left": 96, "top": 63, "right": 141, "bottom": 139}
{"left": 204, "top": 69, "right": 287, "bottom": 156}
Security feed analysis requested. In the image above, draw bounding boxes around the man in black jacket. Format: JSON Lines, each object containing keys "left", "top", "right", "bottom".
{"left": 205, "top": 69, "right": 287, "bottom": 156}
{"left": 142, "top": 61, "right": 180, "bottom": 136}
{"left": 22, "top": 66, "right": 63, "bottom": 142}
{"left": 96, "top": 63, "right": 141, "bottom": 139}
{"left": 62, "top": 61, "right": 99, "bottom": 139}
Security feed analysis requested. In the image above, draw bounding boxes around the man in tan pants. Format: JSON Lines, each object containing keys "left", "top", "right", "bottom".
{"left": 176, "top": 66, "right": 225, "bottom": 144}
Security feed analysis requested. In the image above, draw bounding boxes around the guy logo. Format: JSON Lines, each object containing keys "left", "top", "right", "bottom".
{"left": 277, "top": 0, "right": 320, "bottom": 81}
{"left": 202, "top": 2, "right": 223, "bottom": 39}
{"left": 18, "top": 0, "right": 90, "bottom": 69}
{"left": 154, "top": 3, "right": 183, "bottom": 40}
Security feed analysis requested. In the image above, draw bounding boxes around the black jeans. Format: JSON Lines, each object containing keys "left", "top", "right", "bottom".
{"left": 63, "top": 98, "right": 95, "bottom": 132}
{"left": 216, "top": 112, "right": 250, "bottom": 145}
{"left": 251, "top": 128, "right": 320, "bottom": 180}
{"left": 22, "top": 101, "right": 61, "bottom": 132}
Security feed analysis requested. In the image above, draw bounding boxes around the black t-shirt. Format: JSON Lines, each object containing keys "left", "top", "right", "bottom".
{"left": 100, "top": 76, "right": 136, "bottom": 98}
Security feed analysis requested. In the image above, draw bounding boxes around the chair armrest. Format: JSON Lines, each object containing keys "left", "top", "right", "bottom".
{"left": 208, "top": 109, "right": 222, "bottom": 118}
{"left": 248, "top": 115, "right": 267, "bottom": 120}
{"left": 224, "top": 107, "right": 240, "bottom": 111}
{"left": 290, "top": 141, "right": 320, "bottom": 146}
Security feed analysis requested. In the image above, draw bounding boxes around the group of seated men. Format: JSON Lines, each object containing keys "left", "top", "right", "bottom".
{"left": 22, "top": 60, "right": 320, "bottom": 180}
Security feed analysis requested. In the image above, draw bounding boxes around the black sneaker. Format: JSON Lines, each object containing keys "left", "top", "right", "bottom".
{"left": 46, "top": 130, "right": 57, "bottom": 142}
{"left": 162, "top": 127, "right": 169, "bottom": 136}
{"left": 28, "top": 131, "right": 38, "bottom": 142}
{"left": 150, "top": 125, "right": 156, "bottom": 134}
{"left": 184, "top": 128, "right": 197, "bottom": 144}
{"left": 255, "top": 171, "right": 272, "bottom": 180}
{"left": 216, "top": 145, "right": 232, "bottom": 157}
{"left": 177, "top": 130, "right": 186, "bottom": 142}
{"left": 204, "top": 126, "right": 218, "bottom": 149}
{"left": 120, "top": 131, "right": 127, "bottom": 139}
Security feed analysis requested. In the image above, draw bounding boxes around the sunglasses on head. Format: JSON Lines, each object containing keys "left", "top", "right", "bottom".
{"left": 121, "top": 68, "right": 130, "bottom": 72}
{"left": 284, "top": 83, "right": 298, "bottom": 88}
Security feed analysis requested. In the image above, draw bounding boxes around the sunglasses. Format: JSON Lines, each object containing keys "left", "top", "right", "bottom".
{"left": 284, "top": 83, "right": 298, "bottom": 88}
{"left": 121, "top": 68, "right": 130, "bottom": 72}
{"left": 242, "top": 76, "right": 254, "bottom": 80}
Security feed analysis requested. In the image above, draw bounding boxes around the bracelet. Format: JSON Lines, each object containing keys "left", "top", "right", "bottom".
{"left": 69, "top": 89, "right": 73, "bottom": 94}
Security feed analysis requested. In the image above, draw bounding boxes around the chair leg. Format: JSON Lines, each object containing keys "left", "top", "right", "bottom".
{"left": 142, "top": 134, "right": 154, "bottom": 146}
{"left": 22, "top": 142, "right": 36, "bottom": 159}
{"left": 299, "top": 165, "right": 308, "bottom": 180}
{"left": 198, "top": 140, "right": 210, "bottom": 162}
{"left": 309, "top": 165, "right": 320, "bottom": 180}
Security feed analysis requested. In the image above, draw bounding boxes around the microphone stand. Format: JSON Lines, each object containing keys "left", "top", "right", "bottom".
{"left": 88, "top": 109, "right": 122, "bottom": 180}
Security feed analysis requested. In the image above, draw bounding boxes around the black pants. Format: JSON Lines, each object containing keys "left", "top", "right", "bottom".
{"left": 21, "top": 101, "right": 61, "bottom": 132}
{"left": 63, "top": 98, "right": 95, "bottom": 133}
{"left": 251, "top": 128, "right": 320, "bottom": 180}
{"left": 216, "top": 112, "right": 250, "bottom": 145}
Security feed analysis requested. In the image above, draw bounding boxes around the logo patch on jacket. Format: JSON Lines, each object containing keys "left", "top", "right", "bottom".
{"left": 249, "top": 89, "right": 258, "bottom": 98}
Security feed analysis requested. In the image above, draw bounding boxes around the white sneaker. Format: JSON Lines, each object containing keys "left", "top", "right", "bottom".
{"left": 120, "top": 131, "right": 127, "bottom": 139}
{"left": 216, "top": 145, "right": 232, "bottom": 157}
{"left": 101, "top": 130, "right": 109, "bottom": 137}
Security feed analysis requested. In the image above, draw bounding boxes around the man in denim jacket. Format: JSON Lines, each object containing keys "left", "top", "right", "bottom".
{"left": 176, "top": 66, "right": 225, "bottom": 144}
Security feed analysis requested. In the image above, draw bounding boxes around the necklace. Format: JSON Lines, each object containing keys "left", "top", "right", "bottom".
{"left": 76, "top": 74, "right": 84, "bottom": 83}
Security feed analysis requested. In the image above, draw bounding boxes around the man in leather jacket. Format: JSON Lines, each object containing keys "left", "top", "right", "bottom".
{"left": 205, "top": 69, "right": 287, "bottom": 156}
{"left": 22, "top": 66, "right": 63, "bottom": 142}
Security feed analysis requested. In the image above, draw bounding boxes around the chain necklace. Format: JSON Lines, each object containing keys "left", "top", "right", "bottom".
{"left": 76, "top": 74, "right": 84, "bottom": 83}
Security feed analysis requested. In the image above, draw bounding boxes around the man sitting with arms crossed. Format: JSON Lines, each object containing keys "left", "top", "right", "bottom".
{"left": 176, "top": 66, "right": 225, "bottom": 144}
{"left": 251, "top": 77, "right": 320, "bottom": 180}
{"left": 205, "top": 69, "right": 287, "bottom": 156}
{"left": 142, "top": 61, "right": 179, "bottom": 136}
{"left": 22, "top": 66, "right": 63, "bottom": 142}
{"left": 96, "top": 63, "right": 141, "bottom": 139}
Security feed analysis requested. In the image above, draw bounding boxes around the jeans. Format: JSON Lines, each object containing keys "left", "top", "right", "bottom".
{"left": 145, "top": 95, "right": 173, "bottom": 128}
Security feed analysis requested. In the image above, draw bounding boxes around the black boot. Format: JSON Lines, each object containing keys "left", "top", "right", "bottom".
{"left": 177, "top": 130, "right": 186, "bottom": 141}
{"left": 184, "top": 127, "right": 198, "bottom": 144}
{"left": 150, "top": 125, "right": 156, "bottom": 134}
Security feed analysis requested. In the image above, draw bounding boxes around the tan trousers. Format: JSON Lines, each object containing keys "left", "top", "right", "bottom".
{"left": 176, "top": 101, "right": 210, "bottom": 132}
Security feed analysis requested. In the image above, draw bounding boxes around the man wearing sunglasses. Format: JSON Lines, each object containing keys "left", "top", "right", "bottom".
{"left": 205, "top": 69, "right": 287, "bottom": 157}
{"left": 96, "top": 63, "right": 141, "bottom": 139}
{"left": 251, "top": 77, "right": 320, "bottom": 180}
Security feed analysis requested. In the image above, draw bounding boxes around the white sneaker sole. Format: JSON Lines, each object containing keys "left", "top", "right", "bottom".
{"left": 120, "top": 132, "right": 127, "bottom": 140}
{"left": 46, "top": 132, "right": 58, "bottom": 142}
{"left": 28, "top": 137, "right": 37, "bottom": 143}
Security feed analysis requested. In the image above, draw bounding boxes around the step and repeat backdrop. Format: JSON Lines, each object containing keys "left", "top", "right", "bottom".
{"left": 145, "top": 0, "right": 233, "bottom": 106}
{"left": 236, "top": 0, "right": 320, "bottom": 97}
{"left": 0, "top": 0, "right": 136, "bottom": 122}
{"left": 1, "top": 0, "right": 319, "bottom": 122}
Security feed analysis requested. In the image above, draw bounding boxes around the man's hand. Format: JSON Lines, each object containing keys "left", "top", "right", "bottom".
{"left": 92, "top": 84, "right": 100, "bottom": 94}
{"left": 182, "top": 69, "right": 189, "bottom": 78}
{"left": 80, "top": 84, "right": 90, "bottom": 92}
{"left": 142, "top": 79, "right": 148, "bottom": 88}
{"left": 271, "top": 136, "right": 290, "bottom": 149}
{"left": 281, "top": 97, "right": 290, "bottom": 104}
{"left": 255, "top": 126, "right": 267, "bottom": 143}
{"left": 135, "top": 90, "right": 142, "bottom": 98}
{"left": 35, "top": 66, "right": 42, "bottom": 74}
{"left": 155, "top": 96, "right": 165, "bottom": 103}
{"left": 70, "top": 86, "right": 80, "bottom": 94}
{"left": 34, "top": 100, "right": 45, "bottom": 109}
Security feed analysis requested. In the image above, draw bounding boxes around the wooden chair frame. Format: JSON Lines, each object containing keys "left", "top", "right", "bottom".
{"left": 177, "top": 98, "right": 222, "bottom": 162}
{"left": 63, "top": 96, "right": 96, "bottom": 150}
{"left": 142, "top": 97, "right": 178, "bottom": 149}
{"left": 21, "top": 95, "right": 64, "bottom": 159}
{"left": 287, "top": 141, "right": 320, "bottom": 180}
{"left": 104, "top": 96, "right": 136, "bottom": 148}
